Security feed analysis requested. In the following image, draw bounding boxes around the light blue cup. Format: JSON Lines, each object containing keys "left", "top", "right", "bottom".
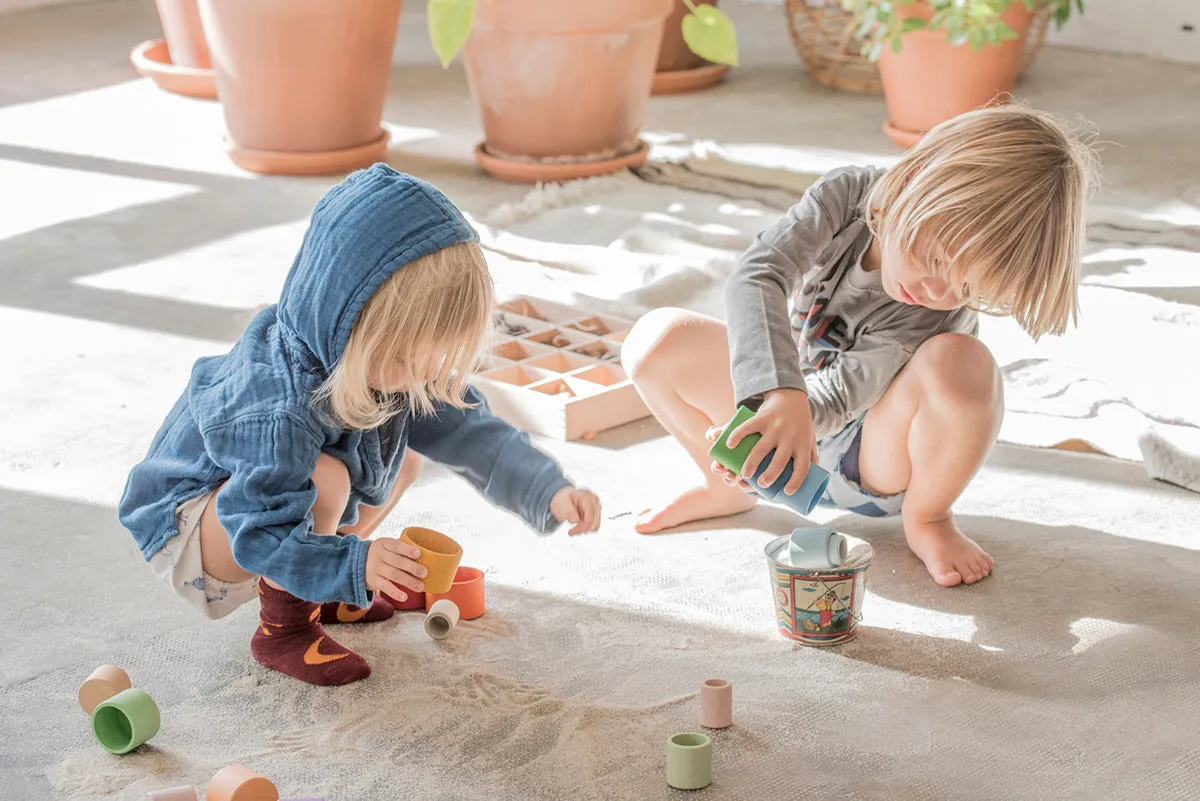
{"left": 788, "top": 525, "right": 847, "bottom": 570}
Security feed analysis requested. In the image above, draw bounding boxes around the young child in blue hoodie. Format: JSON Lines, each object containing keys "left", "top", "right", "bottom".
{"left": 119, "top": 165, "right": 601, "bottom": 686}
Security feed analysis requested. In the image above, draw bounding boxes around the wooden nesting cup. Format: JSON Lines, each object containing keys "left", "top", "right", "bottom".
{"left": 424, "top": 599, "right": 461, "bottom": 640}
{"left": 424, "top": 565, "right": 486, "bottom": 620}
{"left": 206, "top": 764, "right": 279, "bottom": 801}
{"left": 79, "top": 664, "right": 132, "bottom": 715}
{"left": 91, "top": 688, "right": 160, "bottom": 754}
{"left": 665, "top": 732, "right": 712, "bottom": 790}
{"left": 146, "top": 788, "right": 199, "bottom": 801}
{"left": 699, "top": 678, "right": 733, "bottom": 728}
{"left": 400, "top": 527, "right": 463, "bottom": 594}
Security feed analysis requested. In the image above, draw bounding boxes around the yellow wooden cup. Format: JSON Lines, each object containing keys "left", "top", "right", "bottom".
{"left": 400, "top": 527, "right": 463, "bottom": 595}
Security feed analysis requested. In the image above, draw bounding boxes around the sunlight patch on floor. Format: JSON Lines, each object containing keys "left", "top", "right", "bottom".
{"left": 0, "top": 158, "right": 198, "bottom": 240}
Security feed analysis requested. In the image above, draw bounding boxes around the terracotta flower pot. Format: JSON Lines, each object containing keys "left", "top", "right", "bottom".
{"left": 877, "top": 1, "right": 1034, "bottom": 147}
{"left": 129, "top": 0, "right": 217, "bottom": 99}
{"left": 652, "top": 0, "right": 728, "bottom": 95}
{"left": 198, "top": 0, "right": 402, "bottom": 175}
{"left": 155, "top": 0, "right": 211, "bottom": 69}
{"left": 462, "top": 0, "right": 673, "bottom": 183}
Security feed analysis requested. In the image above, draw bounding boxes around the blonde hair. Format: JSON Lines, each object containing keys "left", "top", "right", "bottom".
{"left": 314, "top": 241, "right": 494, "bottom": 430}
{"left": 865, "top": 105, "right": 1099, "bottom": 339}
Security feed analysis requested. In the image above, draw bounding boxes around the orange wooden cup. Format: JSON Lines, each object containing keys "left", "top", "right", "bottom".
{"left": 78, "top": 664, "right": 132, "bottom": 715}
{"left": 206, "top": 764, "right": 278, "bottom": 801}
{"left": 400, "top": 527, "right": 462, "bottom": 595}
{"left": 424, "top": 566, "right": 486, "bottom": 620}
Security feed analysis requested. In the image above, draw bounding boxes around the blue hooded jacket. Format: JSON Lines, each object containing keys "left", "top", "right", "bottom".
{"left": 118, "top": 165, "right": 571, "bottom": 607}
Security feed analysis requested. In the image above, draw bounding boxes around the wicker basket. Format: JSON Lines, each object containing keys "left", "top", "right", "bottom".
{"left": 786, "top": 0, "right": 1054, "bottom": 95}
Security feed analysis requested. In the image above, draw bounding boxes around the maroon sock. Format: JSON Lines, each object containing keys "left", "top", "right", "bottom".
{"left": 250, "top": 583, "right": 371, "bottom": 686}
{"left": 319, "top": 594, "right": 395, "bottom": 625}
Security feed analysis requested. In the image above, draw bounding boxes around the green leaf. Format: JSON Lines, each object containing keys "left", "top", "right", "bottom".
{"left": 427, "top": 0, "right": 475, "bottom": 68}
{"left": 968, "top": 28, "right": 984, "bottom": 49}
{"left": 681, "top": 4, "right": 739, "bottom": 67}
{"left": 900, "top": 17, "right": 926, "bottom": 32}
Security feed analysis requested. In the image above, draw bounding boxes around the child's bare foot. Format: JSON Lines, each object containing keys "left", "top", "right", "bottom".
{"left": 904, "top": 515, "right": 994, "bottom": 587}
{"left": 635, "top": 485, "right": 756, "bottom": 534}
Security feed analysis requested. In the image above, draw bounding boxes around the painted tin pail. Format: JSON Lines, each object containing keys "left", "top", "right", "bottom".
{"left": 764, "top": 533, "right": 873, "bottom": 646}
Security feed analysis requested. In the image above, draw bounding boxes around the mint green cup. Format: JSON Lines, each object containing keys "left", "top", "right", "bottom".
{"left": 91, "top": 688, "right": 160, "bottom": 754}
{"left": 666, "top": 732, "right": 712, "bottom": 790}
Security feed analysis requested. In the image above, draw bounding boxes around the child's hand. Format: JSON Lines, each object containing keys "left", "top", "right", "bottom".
{"left": 706, "top": 426, "right": 756, "bottom": 494}
{"left": 364, "top": 537, "right": 428, "bottom": 601}
{"left": 550, "top": 486, "right": 601, "bottom": 535}
{"left": 716, "top": 389, "right": 818, "bottom": 496}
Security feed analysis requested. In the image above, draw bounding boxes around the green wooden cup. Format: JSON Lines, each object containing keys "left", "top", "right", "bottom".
{"left": 92, "top": 688, "right": 160, "bottom": 754}
{"left": 666, "top": 732, "right": 712, "bottom": 790}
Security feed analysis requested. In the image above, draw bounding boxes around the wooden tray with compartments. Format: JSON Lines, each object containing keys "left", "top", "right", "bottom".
{"left": 471, "top": 296, "right": 649, "bottom": 441}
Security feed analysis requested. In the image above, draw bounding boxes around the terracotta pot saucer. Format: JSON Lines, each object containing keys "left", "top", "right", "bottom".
{"left": 475, "top": 140, "right": 650, "bottom": 184}
{"left": 651, "top": 63, "right": 729, "bottom": 95}
{"left": 882, "top": 119, "right": 923, "bottom": 149}
{"left": 226, "top": 127, "right": 391, "bottom": 176}
{"left": 130, "top": 38, "right": 217, "bottom": 100}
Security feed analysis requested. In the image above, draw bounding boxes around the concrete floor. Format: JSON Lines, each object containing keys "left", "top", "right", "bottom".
{"left": 2, "top": 2, "right": 1199, "bottom": 798}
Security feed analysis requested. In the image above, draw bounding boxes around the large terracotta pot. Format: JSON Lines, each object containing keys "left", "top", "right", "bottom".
{"left": 877, "top": 1, "right": 1034, "bottom": 147}
{"left": 198, "top": 0, "right": 402, "bottom": 175}
{"left": 652, "top": 0, "right": 728, "bottom": 95}
{"left": 463, "top": 0, "right": 673, "bottom": 183}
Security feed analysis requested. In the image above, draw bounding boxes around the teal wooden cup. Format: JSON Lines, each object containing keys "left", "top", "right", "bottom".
{"left": 91, "top": 688, "right": 161, "bottom": 754}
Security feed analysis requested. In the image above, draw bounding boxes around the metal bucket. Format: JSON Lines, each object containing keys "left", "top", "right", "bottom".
{"left": 764, "top": 533, "right": 873, "bottom": 646}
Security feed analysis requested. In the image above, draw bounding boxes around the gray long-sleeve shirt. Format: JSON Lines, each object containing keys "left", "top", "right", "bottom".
{"left": 725, "top": 166, "right": 978, "bottom": 440}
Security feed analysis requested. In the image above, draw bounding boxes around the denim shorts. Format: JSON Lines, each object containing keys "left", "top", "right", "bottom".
{"left": 815, "top": 416, "right": 905, "bottom": 518}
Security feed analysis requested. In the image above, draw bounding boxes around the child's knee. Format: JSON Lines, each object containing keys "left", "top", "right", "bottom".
{"left": 397, "top": 450, "right": 422, "bottom": 486}
{"left": 311, "top": 453, "right": 352, "bottom": 529}
{"left": 913, "top": 334, "right": 1001, "bottom": 409}
{"left": 622, "top": 307, "right": 711, "bottom": 381}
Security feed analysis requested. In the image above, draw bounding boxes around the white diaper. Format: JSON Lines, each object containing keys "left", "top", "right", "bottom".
{"left": 148, "top": 491, "right": 259, "bottom": 620}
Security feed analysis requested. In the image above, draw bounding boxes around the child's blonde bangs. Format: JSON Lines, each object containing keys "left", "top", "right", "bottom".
{"left": 316, "top": 241, "right": 494, "bottom": 430}
{"left": 865, "top": 105, "right": 1098, "bottom": 339}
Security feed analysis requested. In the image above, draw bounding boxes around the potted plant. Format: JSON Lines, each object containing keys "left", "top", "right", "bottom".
{"left": 841, "top": 0, "right": 1083, "bottom": 147}
{"left": 653, "top": 0, "right": 737, "bottom": 95}
{"left": 198, "top": 0, "right": 402, "bottom": 175}
{"left": 428, "top": 0, "right": 738, "bottom": 183}
{"left": 130, "top": 0, "right": 216, "bottom": 99}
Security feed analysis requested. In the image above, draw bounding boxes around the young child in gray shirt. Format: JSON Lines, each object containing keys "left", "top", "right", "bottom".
{"left": 623, "top": 106, "right": 1096, "bottom": 587}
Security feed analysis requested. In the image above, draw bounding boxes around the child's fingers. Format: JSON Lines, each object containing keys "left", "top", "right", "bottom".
{"left": 575, "top": 498, "right": 591, "bottom": 532}
{"left": 740, "top": 428, "right": 778, "bottom": 480}
{"left": 782, "top": 458, "right": 811, "bottom": 496}
{"left": 378, "top": 565, "right": 425, "bottom": 594}
{"left": 381, "top": 538, "right": 422, "bottom": 562}
{"left": 584, "top": 496, "right": 601, "bottom": 531}
{"left": 564, "top": 496, "right": 582, "bottom": 523}
{"left": 725, "top": 417, "right": 763, "bottom": 450}
{"left": 381, "top": 553, "right": 428, "bottom": 580}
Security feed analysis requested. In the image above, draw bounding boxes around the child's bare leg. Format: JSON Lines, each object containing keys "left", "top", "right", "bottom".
{"left": 197, "top": 452, "right": 371, "bottom": 685}
{"left": 623, "top": 308, "right": 757, "bottom": 534}
{"left": 198, "top": 450, "right": 352, "bottom": 584}
{"left": 338, "top": 451, "right": 423, "bottom": 540}
{"left": 858, "top": 334, "right": 1003, "bottom": 587}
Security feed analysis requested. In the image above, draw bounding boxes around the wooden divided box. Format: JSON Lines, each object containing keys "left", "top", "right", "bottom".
{"left": 471, "top": 296, "right": 649, "bottom": 440}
